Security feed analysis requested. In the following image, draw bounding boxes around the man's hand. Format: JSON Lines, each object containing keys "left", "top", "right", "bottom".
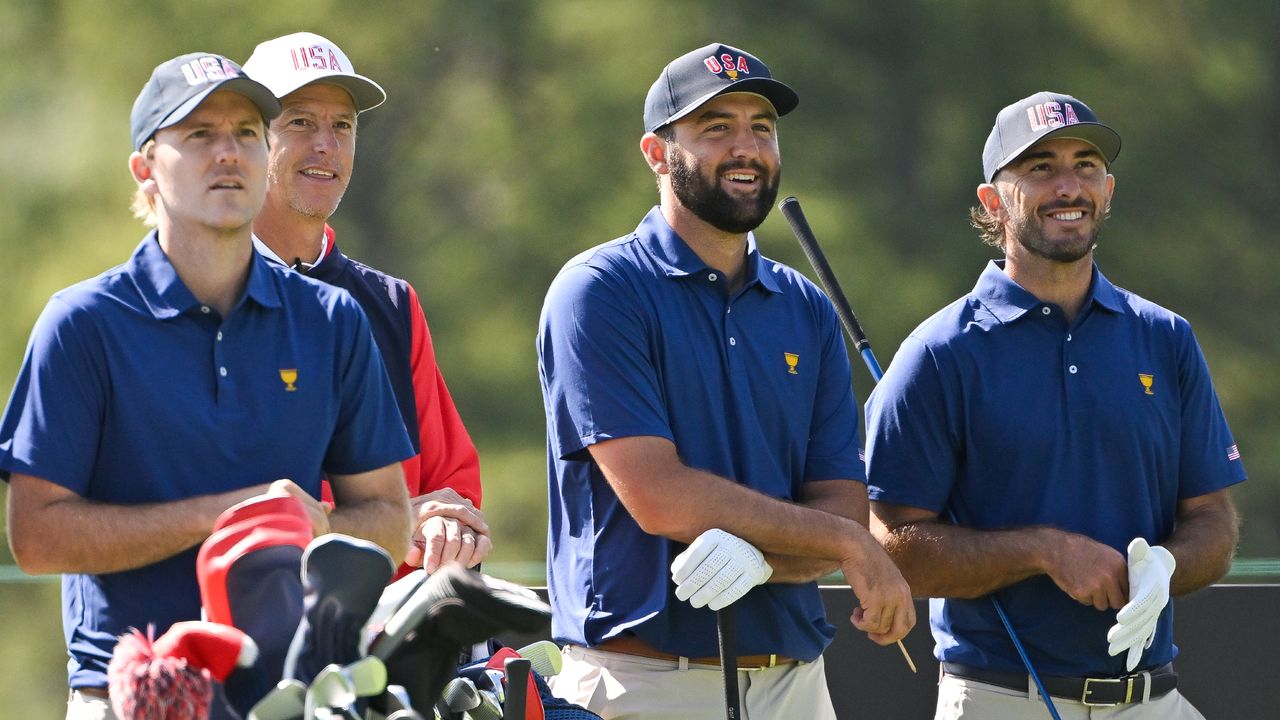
{"left": 404, "top": 488, "right": 491, "bottom": 572}
{"left": 841, "top": 534, "right": 915, "bottom": 646}
{"left": 1042, "top": 530, "right": 1128, "bottom": 611}
{"left": 670, "top": 529, "right": 773, "bottom": 611}
{"left": 1107, "top": 538, "right": 1175, "bottom": 671}
{"left": 267, "top": 479, "right": 331, "bottom": 537}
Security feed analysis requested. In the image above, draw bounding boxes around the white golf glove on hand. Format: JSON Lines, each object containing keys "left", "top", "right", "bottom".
{"left": 670, "top": 528, "right": 773, "bottom": 612}
{"left": 1107, "top": 537, "right": 1176, "bottom": 671}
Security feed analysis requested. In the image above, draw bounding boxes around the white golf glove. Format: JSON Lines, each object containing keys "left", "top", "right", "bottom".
{"left": 1106, "top": 537, "right": 1176, "bottom": 671}
{"left": 670, "top": 528, "right": 773, "bottom": 611}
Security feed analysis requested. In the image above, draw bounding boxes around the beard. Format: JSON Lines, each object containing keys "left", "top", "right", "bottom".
{"left": 1006, "top": 195, "right": 1108, "bottom": 263}
{"left": 669, "top": 150, "right": 779, "bottom": 234}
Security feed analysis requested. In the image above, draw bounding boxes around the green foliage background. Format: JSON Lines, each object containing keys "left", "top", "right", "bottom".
{"left": 1, "top": 0, "right": 1275, "bottom": 713}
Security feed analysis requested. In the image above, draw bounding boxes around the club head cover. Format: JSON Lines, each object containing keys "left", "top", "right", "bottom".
{"left": 368, "top": 564, "right": 550, "bottom": 711}
{"left": 361, "top": 569, "right": 429, "bottom": 655}
{"left": 283, "top": 534, "right": 394, "bottom": 685}
{"left": 197, "top": 493, "right": 313, "bottom": 711}
{"left": 108, "top": 626, "right": 214, "bottom": 720}
{"left": 152, "top": 621, "right": 258, "bottom": 683}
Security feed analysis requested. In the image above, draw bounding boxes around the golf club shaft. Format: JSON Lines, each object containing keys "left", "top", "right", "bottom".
{"left": 778, "top": 195, "right": 1062, "bottom": 720}
{"left": 716, "top": 608, "right": 741, "bottom": 720}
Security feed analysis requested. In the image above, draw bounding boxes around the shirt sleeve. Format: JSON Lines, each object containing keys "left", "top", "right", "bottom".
{"left": 864, "top": 334, "right": 959, "bottom": 511}
{"left": 403, "top": 284, "right": 482, "bottom": 506}
{"left": 323, "top": 294, "right": 415, "bottom": 475}
{"left": 803, "top": 292, "right": 865, "bottom": 483}
{"left": 537, "top": 262, "right": 671, "bottom": 460}
{"left": 1176, "top": 321, "right": 1247, "bottom": 497}
{"left": 0, "top": 296, "right": 106, "bottom": 491}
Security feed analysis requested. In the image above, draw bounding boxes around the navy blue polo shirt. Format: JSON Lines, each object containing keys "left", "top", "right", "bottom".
{"left": 0, "top": 232, "right": 413, "bottom": 688}
{"left": 538, "top": 207, "right": 863, "bottom": 662}
{"left": 866, "top": 260, "right": 1246, "bottom": 676}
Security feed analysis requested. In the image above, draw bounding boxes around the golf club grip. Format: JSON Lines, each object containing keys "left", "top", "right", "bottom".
{"left": 716, "top": 608, "right": 741, "bottom": 720}
{"left": 779, "top": 197, "right": 871, "bottom": 353}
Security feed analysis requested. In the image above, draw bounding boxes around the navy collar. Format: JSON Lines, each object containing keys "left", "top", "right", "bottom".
{"left": 130, "top": 230, "right": 283, "bottom": 319}
{"left": 634, "top": 206, "right": 781, "bottom": 294}
{"left": 974, "top": 259, "right": 1127, "bottom": 323}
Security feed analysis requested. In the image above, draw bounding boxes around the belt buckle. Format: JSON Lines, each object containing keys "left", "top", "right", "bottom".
{"left": 1080, "top": 676, "right": 1133, "bottom": 707}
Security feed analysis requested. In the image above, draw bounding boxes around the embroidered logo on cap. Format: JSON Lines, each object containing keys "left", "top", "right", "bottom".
{"left": 180, "top": 56, "right": 243, "bottom": 87}
{"left": 290, "top": 44, "right": 347, "bottom": 73}
{"left": 1026, "top": 101, "right": 1082, "bottom": 132}
{"left": 279, "top": 368, "right": 298, "bottom": 392}
{"left": 703, "top": 53, "right": 751, "bottom": 81}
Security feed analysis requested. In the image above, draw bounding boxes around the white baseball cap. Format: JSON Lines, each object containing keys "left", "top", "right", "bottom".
{"left": 243, "top": 32, "right": 386, "bottom": 112}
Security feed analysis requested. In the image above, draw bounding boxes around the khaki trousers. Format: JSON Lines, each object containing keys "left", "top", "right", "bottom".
{"left": 549, "top": 644, "right": 836, "bottom": 720}
{"left": 935, "top": 673, "right": 1207, "bottom": 719}
{"left": 66, "top": 690, "right": 117, "bottom": 720}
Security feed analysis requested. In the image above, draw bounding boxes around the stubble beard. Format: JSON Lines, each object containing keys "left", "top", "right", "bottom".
{"left": 1008, "top": 197, "right": 1108, "bottom": 263}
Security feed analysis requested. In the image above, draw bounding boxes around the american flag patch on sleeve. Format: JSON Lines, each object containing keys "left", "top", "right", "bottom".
{"left": 1226, "top": 444, "right": 1241, "bottom": 461}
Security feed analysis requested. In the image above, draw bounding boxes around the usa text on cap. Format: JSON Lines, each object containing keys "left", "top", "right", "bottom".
{"left": 982, "top": 91, "right": 1121, "bottom": 182}
{"left": 243, "top": 32, "right": 386, "bottom": 112}
{"left": 644, "top": 43, "right": 799, "bottom": 133}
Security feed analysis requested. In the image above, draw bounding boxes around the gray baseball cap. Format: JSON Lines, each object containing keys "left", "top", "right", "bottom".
{"left": 130, "top": 53, "right": 281, "bottom": 151}
{"left": 644, "top": 43, "right": 798, "bottom": 133}
{"left": 982, "top": 91, "right": 1121, "bottom": 182}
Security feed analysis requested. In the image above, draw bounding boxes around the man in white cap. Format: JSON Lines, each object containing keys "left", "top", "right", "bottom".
{"left": 0, "top": 51, "right": 413, "bottom": 718}
{"left": 243, "top": 33, "right": 488, "bottom": 578}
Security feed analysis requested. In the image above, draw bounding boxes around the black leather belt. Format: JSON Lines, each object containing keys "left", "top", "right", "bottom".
{"left": 942, "top": 662, "right": 1178, "bottom": 706}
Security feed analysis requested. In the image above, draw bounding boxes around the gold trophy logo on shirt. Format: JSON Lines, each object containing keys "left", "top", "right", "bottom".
{"left": 1138, "top": 373, "right": 1155, "bottom": 395}
{"left": 784, "top": 353, "right": 800, "bottom": 375}
{"left": 279, "top": 368, "right": 299, "bottom": 392}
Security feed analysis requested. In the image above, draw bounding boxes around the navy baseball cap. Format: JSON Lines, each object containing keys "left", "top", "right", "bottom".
{"left": 644, "top": 43, "right": 799, "bottom": 133}
{"left": 130, "top": 52, "right": 282, "bottom": 151}
{"left": 982, "top": 91, "right": 1121, "bottom": 182}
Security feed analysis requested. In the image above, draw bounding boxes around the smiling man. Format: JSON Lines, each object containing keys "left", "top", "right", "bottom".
{"left": 243, "top": 33, "right": 487, "bottom": 579}
{"left": 537, "top": 43, "right": 913, "bottom": 719}
{"left": 865, "top": 92, "right": 1245, "bottom": 719}
{"left": 0, "top": 52, "right": 413, "bottom": 718}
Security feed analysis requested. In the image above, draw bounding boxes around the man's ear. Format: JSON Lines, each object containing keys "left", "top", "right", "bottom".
{"left": 129, "top": 151, "right": 157, "bottom": 195}
{"left": 976, "top": 183, "right": 1004, "bottom": 219}
{"left": 640, "top": 132, "right": 668, "bottom": 175}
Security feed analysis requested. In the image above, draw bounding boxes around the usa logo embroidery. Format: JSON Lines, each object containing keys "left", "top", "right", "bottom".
{"left": 703, "top": 53, "right": 751, "bottom": 81}
{"left": 1026, "top": 101, "right": 1081, "bottom": 132}
{"left": 784, "top": 352, "right": 799, "bottom": 375}
{"left": 279, "top": 368, "right": 298, "bottom": 392}
{"left": 179, "top": 56, "right": 241, "bottom": 87}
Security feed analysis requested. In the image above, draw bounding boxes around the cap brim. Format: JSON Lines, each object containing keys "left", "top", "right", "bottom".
{"left": 272, "top": 74, "right": 387, "bottom": 113}
{"left": 994, "top": 123, "right": 1122, "bottom": 181}
{"left": 652, "top": 77, "right": 799, "bottom": 132}
{"left": 157, "top": 76, "right": 283, "bottom": 134}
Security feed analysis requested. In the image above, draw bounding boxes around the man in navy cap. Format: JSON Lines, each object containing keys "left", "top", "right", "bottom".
{"left": 866, "top": 91, "right": 1244, "bottom": 718}
{"left": 0, "top": 52, "right": 413, "bottom": 718}
{"left": 538, "top": 43, "right": 913, "bottom": 719}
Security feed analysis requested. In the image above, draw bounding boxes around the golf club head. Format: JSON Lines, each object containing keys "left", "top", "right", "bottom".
{"left": 515, "top": 640, "right": 564, "bottom": 678}
{"left": 463, "top": 688, "right": 502, "bottom": 720}
{"left": 441, "top": 676, "right": 481, "bottom": 713}
{"left": 285, "top": 534, "right": 395, "bottom": 685}
{"left": 304, "top": 664, "right": 356, "bottom": 718}
{"left": 247, "top": 679, "right": 305, "bottom": 720}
